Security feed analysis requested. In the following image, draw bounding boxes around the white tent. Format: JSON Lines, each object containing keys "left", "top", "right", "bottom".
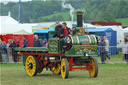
{"left": 0, "top": 15, "right": 37, "bottom": 34}
{"left": 0, "top": 24, "right": 33, "bottom": 34}
{"left": 0, "top": 16, "right": 18, "bottom": 24}
{"left": 13, "top": 29, "right": 33, "bottom": 34}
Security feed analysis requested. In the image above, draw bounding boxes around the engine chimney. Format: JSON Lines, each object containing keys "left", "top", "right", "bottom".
{"left": 75, "top": 11, "right": 84, "bottom": 35}
{"left": 77, "top": 11, "right": 84, "bottom": 27}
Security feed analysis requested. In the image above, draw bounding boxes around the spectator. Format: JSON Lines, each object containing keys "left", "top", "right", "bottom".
{"left": 9, "top": 40, "right": 16, "bottom": 47}
{"left": 33, "top": 34, "right": 41, "bottom": 47}
{"left": 0, "top": 41, "right": 8, "bottom": 63}
{"left": 99, "top": 36, "right": 106, "bottom": 64}
{"left": 6, "top": 40, "right": 12, "bottom": 62}
{"left": 123, "top": 38, "right": 128, "bottom": 64}
{"left": 23, "top": 38, "right": 28, "bottom": 47}
{"left": 16, "top": 41, "right": 20, "bottom": 47}
{"left": 62, "top": 22, "right": 71, "bottom": 36}
{"left": 9, "top": 40, "right": 17, "bottom": 62}
{"left": 7, "top": 39, "right": 11, "bottom": 47}
{"left": 39, "top": 38, "right": 43, "bottom": 47}
{"left": 104, "top": 36, "right": 110, "bottom": 60}
{"left": 0, "top": 39, "right": 2, "bottom": 46}
{"left": 0, "top": 39, "right": 2, "bottom": 62}
{"left": 42, "top": 39, "right": 48, "bottom": 47}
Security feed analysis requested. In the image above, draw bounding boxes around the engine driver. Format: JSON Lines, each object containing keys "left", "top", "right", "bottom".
{"left": 62, "top": 22, "right": 71, "bottom": 36}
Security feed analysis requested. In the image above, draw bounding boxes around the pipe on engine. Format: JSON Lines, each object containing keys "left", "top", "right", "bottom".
{"left": 77, "top": 11, "right": 84, "bottom": 27}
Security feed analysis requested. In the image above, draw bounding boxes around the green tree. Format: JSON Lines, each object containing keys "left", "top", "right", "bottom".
{"left": 96, "top": 11, "right": 115, "bottom": 22}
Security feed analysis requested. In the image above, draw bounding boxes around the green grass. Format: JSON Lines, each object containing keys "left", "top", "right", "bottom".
{"left": 115, "top": 18, "right": 128, "bottom": 26}
{"left": 96, "top": 53, "right": 125, "bottom": 63}
{"left": 1, "top": 56, "right": 128, "bottom": 85}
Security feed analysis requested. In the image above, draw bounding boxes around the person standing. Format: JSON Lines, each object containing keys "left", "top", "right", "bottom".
{"left": 0, "top": 39, "right": 2, "bottom": 62}
{"left": 0, "top": 41, "right": 8, "bottom": 63}
{"left": 16, "top": 41, "right": 20, "bottom": 47}
{"left": 9, "top": 40, "right": 17, "bottom": 62}
{"left": 9, "top": 40, "right": 16, "bottom": 47}
{"left": 99, "top": 36, "right": 106, "bottom": 64}
{"left": 39, "top": 38, "right": 43, "bottom": 47}
{"left": 6, "top": 40, "right": 12, "bottom": 63}
{"left": 123, "top": 38, "right": 128, "bottom": 64}
{"left": 23, "top": 38, "right": 28, "bottom": 47}
{"left": 104, "top": 36, "right": 110, "bottom": 60}
{"left": 33, "top": 34, "right": 41, "bottom": 47}
{"left": 42, "top": 39, "right": 48, "bottom": 47}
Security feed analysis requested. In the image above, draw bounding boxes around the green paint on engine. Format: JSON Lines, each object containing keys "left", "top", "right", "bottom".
{"left": 65, "top": 45, "right": 97, "bottom": 56}
{"left": 48, "top": 38, "right": 59, "bottom": 53}
{"left": 70, "top": 34, "right": 96, "bottom": 45}
{"left": 13, "top": 47, "right": 48, "bottom": 52}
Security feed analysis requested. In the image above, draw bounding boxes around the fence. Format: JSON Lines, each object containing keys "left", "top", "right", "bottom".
{"left": 0, "top": 46, "right": 127, "bottom": 64}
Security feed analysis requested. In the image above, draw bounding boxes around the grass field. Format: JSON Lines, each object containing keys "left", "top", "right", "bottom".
{"left": 1, "top": 64, "right": 128, "bottom": 85}
{"left": 0, "top": 55, "right": 128, "bottom": 85}
{"left": 115, "top": 18, "right": 128, "bottom": 26}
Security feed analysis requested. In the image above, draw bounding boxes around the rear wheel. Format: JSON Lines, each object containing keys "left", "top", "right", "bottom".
{"left": 51, "top": 63, "right": 61, "bottom": 75}
{"left": 38, "top": 61, "right": 44, "bottom": 73}
{"left": 25, "top": 55, "right": 38, "bottom": 77}
{"left": 89, "top": 57, "right": 98, "bottom": 78}
{"left": 61, "top": 58, "right": 69, "bottom": 79}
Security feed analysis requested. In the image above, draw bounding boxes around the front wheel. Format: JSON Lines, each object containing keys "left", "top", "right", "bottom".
{"left": 61, "top": 58, "right": 69, "bottom": 79}
{"left": 89, "top": 57, "right": 98, "bottom": 78}
{"left": 25, "top": 55, "right": 38, "bottom": 77}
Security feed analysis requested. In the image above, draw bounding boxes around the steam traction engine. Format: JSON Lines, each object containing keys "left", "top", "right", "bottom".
{"left": 13, "top": 12, "right": 98, "bottom": 79}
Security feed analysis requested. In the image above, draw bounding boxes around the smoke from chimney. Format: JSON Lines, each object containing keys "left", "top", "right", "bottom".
{"left": 62, "top": 0, "right": 75, "bottom": 27}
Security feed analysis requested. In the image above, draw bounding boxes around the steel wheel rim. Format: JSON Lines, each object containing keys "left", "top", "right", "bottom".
{"left": 89, "top": 58, "right": 96, "bottom": 77}
{"left": 25, "top": 56, "right": 36, "bottom": 76}
{"left": 61, "top": 59, "right": 66, "bottom": 79}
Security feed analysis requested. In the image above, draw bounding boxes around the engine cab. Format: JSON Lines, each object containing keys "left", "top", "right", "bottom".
{"left": 48, "top": 12, "right": 98, "bottom": 57}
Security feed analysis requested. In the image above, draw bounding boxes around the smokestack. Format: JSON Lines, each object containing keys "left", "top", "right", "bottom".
{"left": 77, "top": 11, "right": 84, "bottom": 27}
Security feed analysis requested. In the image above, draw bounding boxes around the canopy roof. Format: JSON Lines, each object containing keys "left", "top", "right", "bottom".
{"left": 123, "top": 27, "right": 128, "bottom": 33}
{"left": 34, "top": 29, "right": 55, "bottom": 33}
{"left": 85, "top": 28, "right": 113, "bottom": 32}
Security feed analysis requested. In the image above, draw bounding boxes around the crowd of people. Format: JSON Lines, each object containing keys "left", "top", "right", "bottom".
{"left": 98, "top": 36, "right": 110, "bottom": 64}
{"left": 98, "top": 36, "right": 128, "bottom": 64}
{"left": 33, "top": 34, "right": 48, "bottom": 47}
{"left": 0, "top": 38, "right": 29, "bottom": 63}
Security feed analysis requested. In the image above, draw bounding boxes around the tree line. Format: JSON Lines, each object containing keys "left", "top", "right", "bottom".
{"left": 0, "top": 0, "right": 128, "bottom": 23}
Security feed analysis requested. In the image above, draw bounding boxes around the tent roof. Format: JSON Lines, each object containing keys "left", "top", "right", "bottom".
{"left": 34, "top": 29, "right": 55, "bottom": 33}
{"left": 0, "top": 16, "right": 18, "bottom": 24}
{"left": 0, "top": 24, "right": 33, "bottom": 34}
{"left": 85, "top": 28, "right": 113, "bottom": 32}
{"left": 13, "top": 29, "right": 33, "bottom": 34}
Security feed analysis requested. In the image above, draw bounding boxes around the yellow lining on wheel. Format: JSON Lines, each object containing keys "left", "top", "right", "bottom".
{"left": 51, "top": 63, "right": 61, "bottom": 75}
{"left": 61, "top": 58, "right": 66, "bottom": 79}
{"left": 89, "top": 58, "right": 96, "bottom": 77}
{"left": 25, "top": 56, "right": 36, "bottom": 77}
